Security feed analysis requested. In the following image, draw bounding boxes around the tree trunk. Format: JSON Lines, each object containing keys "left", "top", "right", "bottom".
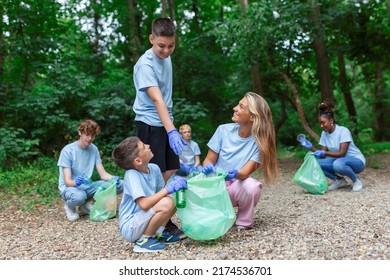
{"left": 91, "top": 0, "right": 104, "bottom": 76}
{"left": 280, "top": 71, "right": 319, "bottom": 141}
{"left": 250, "top": 63, "right": 264, "bottom": 95}
{"left": 127, "top": 0, "right": 140, "bottom": 63}
{"left": 310, "top": 0, "right": 334, "bottom": 103}
{"left": 168, "top": 0, "right": 179, "bottom": 47}
{"left": 192, "top": 0, "right": 201, "bottom": 36}
{"left": 240, "top": 0, "right": 249, "bottom": 12}
{"left": 0, "top": 1, "right": 4, "bottom": 77}
{"left": 168, "top": 0, "right": 175, "bottom": 21}
{"left": 240, "top": 0, "right": 263, "bottom": 95}
{"left": 337, "top": 53, "right": 358, "bottom": 134}
{"left": 0, "top": 1, "right": 4, "bottom": 125}
{"left": 374, "top": 63, "right": 388, "bottom": 141}
{"left": 274, "top": 89, "right": 288, "bottom": 136}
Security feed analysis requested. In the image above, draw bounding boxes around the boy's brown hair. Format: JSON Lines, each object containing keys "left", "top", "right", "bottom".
{"left": 78, "top": 120, "right": 100, "bottom": 136}
{"left": 151, "top": 17, "right": 176, "bottom": 37}
{"left": 112, "top": 137, "right": 140, "bottom": 170}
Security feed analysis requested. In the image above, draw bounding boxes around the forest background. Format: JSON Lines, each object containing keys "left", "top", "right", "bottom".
{"left": 0, "top": 0, "right": 389, "bottom": 210}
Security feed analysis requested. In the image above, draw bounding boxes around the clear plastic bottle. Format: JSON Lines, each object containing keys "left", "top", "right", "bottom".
{"left": 176, "top": 189, "right": 186, "bottom": 208}
{"left": 297, "top": 134, "right": 306, "bottom": 142}
{"left": 82, "top": 173, "right": 93, "bottom": 185}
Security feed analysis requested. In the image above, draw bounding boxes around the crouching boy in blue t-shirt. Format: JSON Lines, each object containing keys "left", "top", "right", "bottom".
{"left": 112, "top": 136, "right": 187, "bottom": 252}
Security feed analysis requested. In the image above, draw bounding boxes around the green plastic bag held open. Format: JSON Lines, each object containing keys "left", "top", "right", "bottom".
{"left": 175, "top": 172, "right": 236, "bottom": 240}
{"left": 89, "top": 179, "right": 117, "bottom": 222}
{"left": 292, "top": 152, "right": 328, "bottom": 194}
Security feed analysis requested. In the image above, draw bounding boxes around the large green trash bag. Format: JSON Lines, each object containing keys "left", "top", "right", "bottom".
{"left": 89, "top": 179, "right": 117, "bottom": 222}
{"left": 292, "top": 152, "right": 328, "bottom": 194}
{"left": 176, "top": 172, "right": 236, "bottom": 240}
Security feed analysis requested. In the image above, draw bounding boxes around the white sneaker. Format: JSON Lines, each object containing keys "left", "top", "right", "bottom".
{"left": 352, "top": 179, "right": 363, "bottom": 192}
{"left": 328, "top": 178, "right": 348, "bottom": 191}
{"left": 79, "top": 201, "right": 94, "bottom": 215}
{"left": 236, "top": 225, "right": 251, "bottom": 230}
{"left": 64, "top": 204, "right": 79, "bottom": 221}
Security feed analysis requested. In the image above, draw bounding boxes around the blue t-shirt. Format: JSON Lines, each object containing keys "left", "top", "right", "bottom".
{"left": 319, "top": 124, "right": 365, "bottom": 164}
{"left": 57, "top": 141, "right": 102, "bottom": 193}
{"left": 179, "top": 140, "right": 201, "bottom": 165}
{"left": 119, "top": 163, "right": 165, "bottom": 231}
{"left": 133, "top": 48, "right": 173, "bottom": 126}
{"left": 207, "top": 123, "right": 260, "bottom": 171}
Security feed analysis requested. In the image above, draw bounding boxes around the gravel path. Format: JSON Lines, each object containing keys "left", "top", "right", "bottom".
{"left": 1, "top": 155, "right": 389, "bottom": 260}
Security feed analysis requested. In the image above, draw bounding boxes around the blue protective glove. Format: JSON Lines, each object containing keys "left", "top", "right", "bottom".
{"left": 202, "top": 163, "right": 216, "bottom": 175}
{"left": 165, "top": 176, "right": 187, "bottom": 194}
{"left": 300, "top": 139, "right": 313, "bottom": 149}
{"left": 194, "top": 165, "right": 203, "bottom": 173}
{"left": 75, "top": 176, "right": 84, "bottom": 187}
{"left": 167, "top": 129, "right": 187, "bottom": 155}
{"left": 113, "top": 176, "right": 122, "bottom": 186}
{"left": 312, "top": 150, "right": 325, "bottom": 158}
{"left": 180, "top": 163, "right": 191, "bottom": 174}
{"left": 225, "top": 169, "right": 238, "bottom": 181}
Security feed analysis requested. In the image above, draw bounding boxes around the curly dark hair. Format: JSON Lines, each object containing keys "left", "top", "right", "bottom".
{"left": 318, "top": 101, "right": 335, "bottom": 121}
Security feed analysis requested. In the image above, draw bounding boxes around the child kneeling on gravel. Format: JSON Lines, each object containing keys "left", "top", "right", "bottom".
{"left": 57, "top": 119, "right": 123, "bottom": 222}
{"left": 112, "top": 136, "right": 187, "bottom": 252}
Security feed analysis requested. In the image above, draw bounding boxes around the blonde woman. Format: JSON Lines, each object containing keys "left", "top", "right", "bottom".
{"left": 203, "top": 92, "right": 279, "bottom": 229}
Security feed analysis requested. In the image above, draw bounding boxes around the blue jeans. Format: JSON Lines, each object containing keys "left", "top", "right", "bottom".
{"left": 316, "top": 157, "right": 365, "bottom": 182}
{"left": 61, "top": 180, "right": 123, "bottom": 209}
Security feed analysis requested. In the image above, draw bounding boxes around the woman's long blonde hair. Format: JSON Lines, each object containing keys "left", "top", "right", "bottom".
{"left": 245, "top": 92, "right": 279, "bottom": 185}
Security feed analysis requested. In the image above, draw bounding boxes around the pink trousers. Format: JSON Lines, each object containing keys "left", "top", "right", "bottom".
{"left": 226, "top": 177, "right": 263, "bottom": 228}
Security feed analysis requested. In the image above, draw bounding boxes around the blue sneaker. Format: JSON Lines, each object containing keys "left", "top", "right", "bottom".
{"left": 157, "top": 229, "right": 180, "bottom": 244}
{"left": 133, "top": 237, "right": 166, "bottom": 252}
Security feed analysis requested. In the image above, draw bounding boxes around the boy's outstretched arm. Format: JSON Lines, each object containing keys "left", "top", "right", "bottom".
{"left": 135, "top": 177, "right": 187, "bottom": 211}
{"left": 96, "top": 162, "right": 119, "bottom": 181}
{"left": 147, "top": 86, "right": 175, "bottom": 132}
{"left": 147, "top": 86, "right": 187, "bottom": 155}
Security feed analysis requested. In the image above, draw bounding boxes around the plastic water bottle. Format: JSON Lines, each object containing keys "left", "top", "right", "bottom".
{"left": 188, "top": 171, "right": 199, "bottom": 179}
{"left": 176, "top": 189, "right": 186, "bottom": 208}
{"left": 297, "top": 134, "right": 306, "bottom": 142}
{"left": 82, "top": 173, "right": 93, "bottom": 185}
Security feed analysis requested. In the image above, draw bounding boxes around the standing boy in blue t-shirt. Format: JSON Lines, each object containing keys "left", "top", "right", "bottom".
{"left": 132, "top": 17, "right": 187, "bottom": 236}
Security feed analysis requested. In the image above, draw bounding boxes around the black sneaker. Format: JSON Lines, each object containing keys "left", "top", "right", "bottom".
{"left": 157, "top": 229, "right": 181, "bottom": 244}
{"left": 166, "top": 219, "right": 187, "bottom": 239}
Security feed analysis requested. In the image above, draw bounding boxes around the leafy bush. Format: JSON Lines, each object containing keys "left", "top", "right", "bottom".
{"left": 0, "top": 127, "right": 40, "bottom": 170}
{"left": 0, "top": 157, "right": 60, "bottom": 211}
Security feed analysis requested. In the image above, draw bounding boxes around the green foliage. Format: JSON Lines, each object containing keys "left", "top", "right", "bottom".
{"left": 172, "top": 97, "right": 211, "bottom": 156}
{"left": 361, "top": 142, "right": 390, "bottom": 156}
{"left": 0, "top": 154, "right": 128, "bottom": 211}
{"left": 0, "top": 157, "right": 60, "bottom": 211}
{"left": 1, "top": 0, "right": 389, "bottom": 167}
{"left": 0, "top": 127, "right": 40, "bottom": 170}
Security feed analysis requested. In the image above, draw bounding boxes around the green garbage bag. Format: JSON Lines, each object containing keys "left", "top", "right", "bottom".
{"left": 292, "top": 152, "right": 328, "bottom": 194}
{"left": 176, "top": 172, "right": 236, "bottom": 240}
{"left": 89, "top": 179, "right": 117, "bottom": 222}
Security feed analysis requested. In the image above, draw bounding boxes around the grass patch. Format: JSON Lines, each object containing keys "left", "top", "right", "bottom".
{"left": 0, "top": 157, "right": 60, "bottom": 211}
{"left": 0, "top": 156, "right": 124, "bottom": 212}
{"left": 361, "top": 141, "right": 390, "bottom": 156}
